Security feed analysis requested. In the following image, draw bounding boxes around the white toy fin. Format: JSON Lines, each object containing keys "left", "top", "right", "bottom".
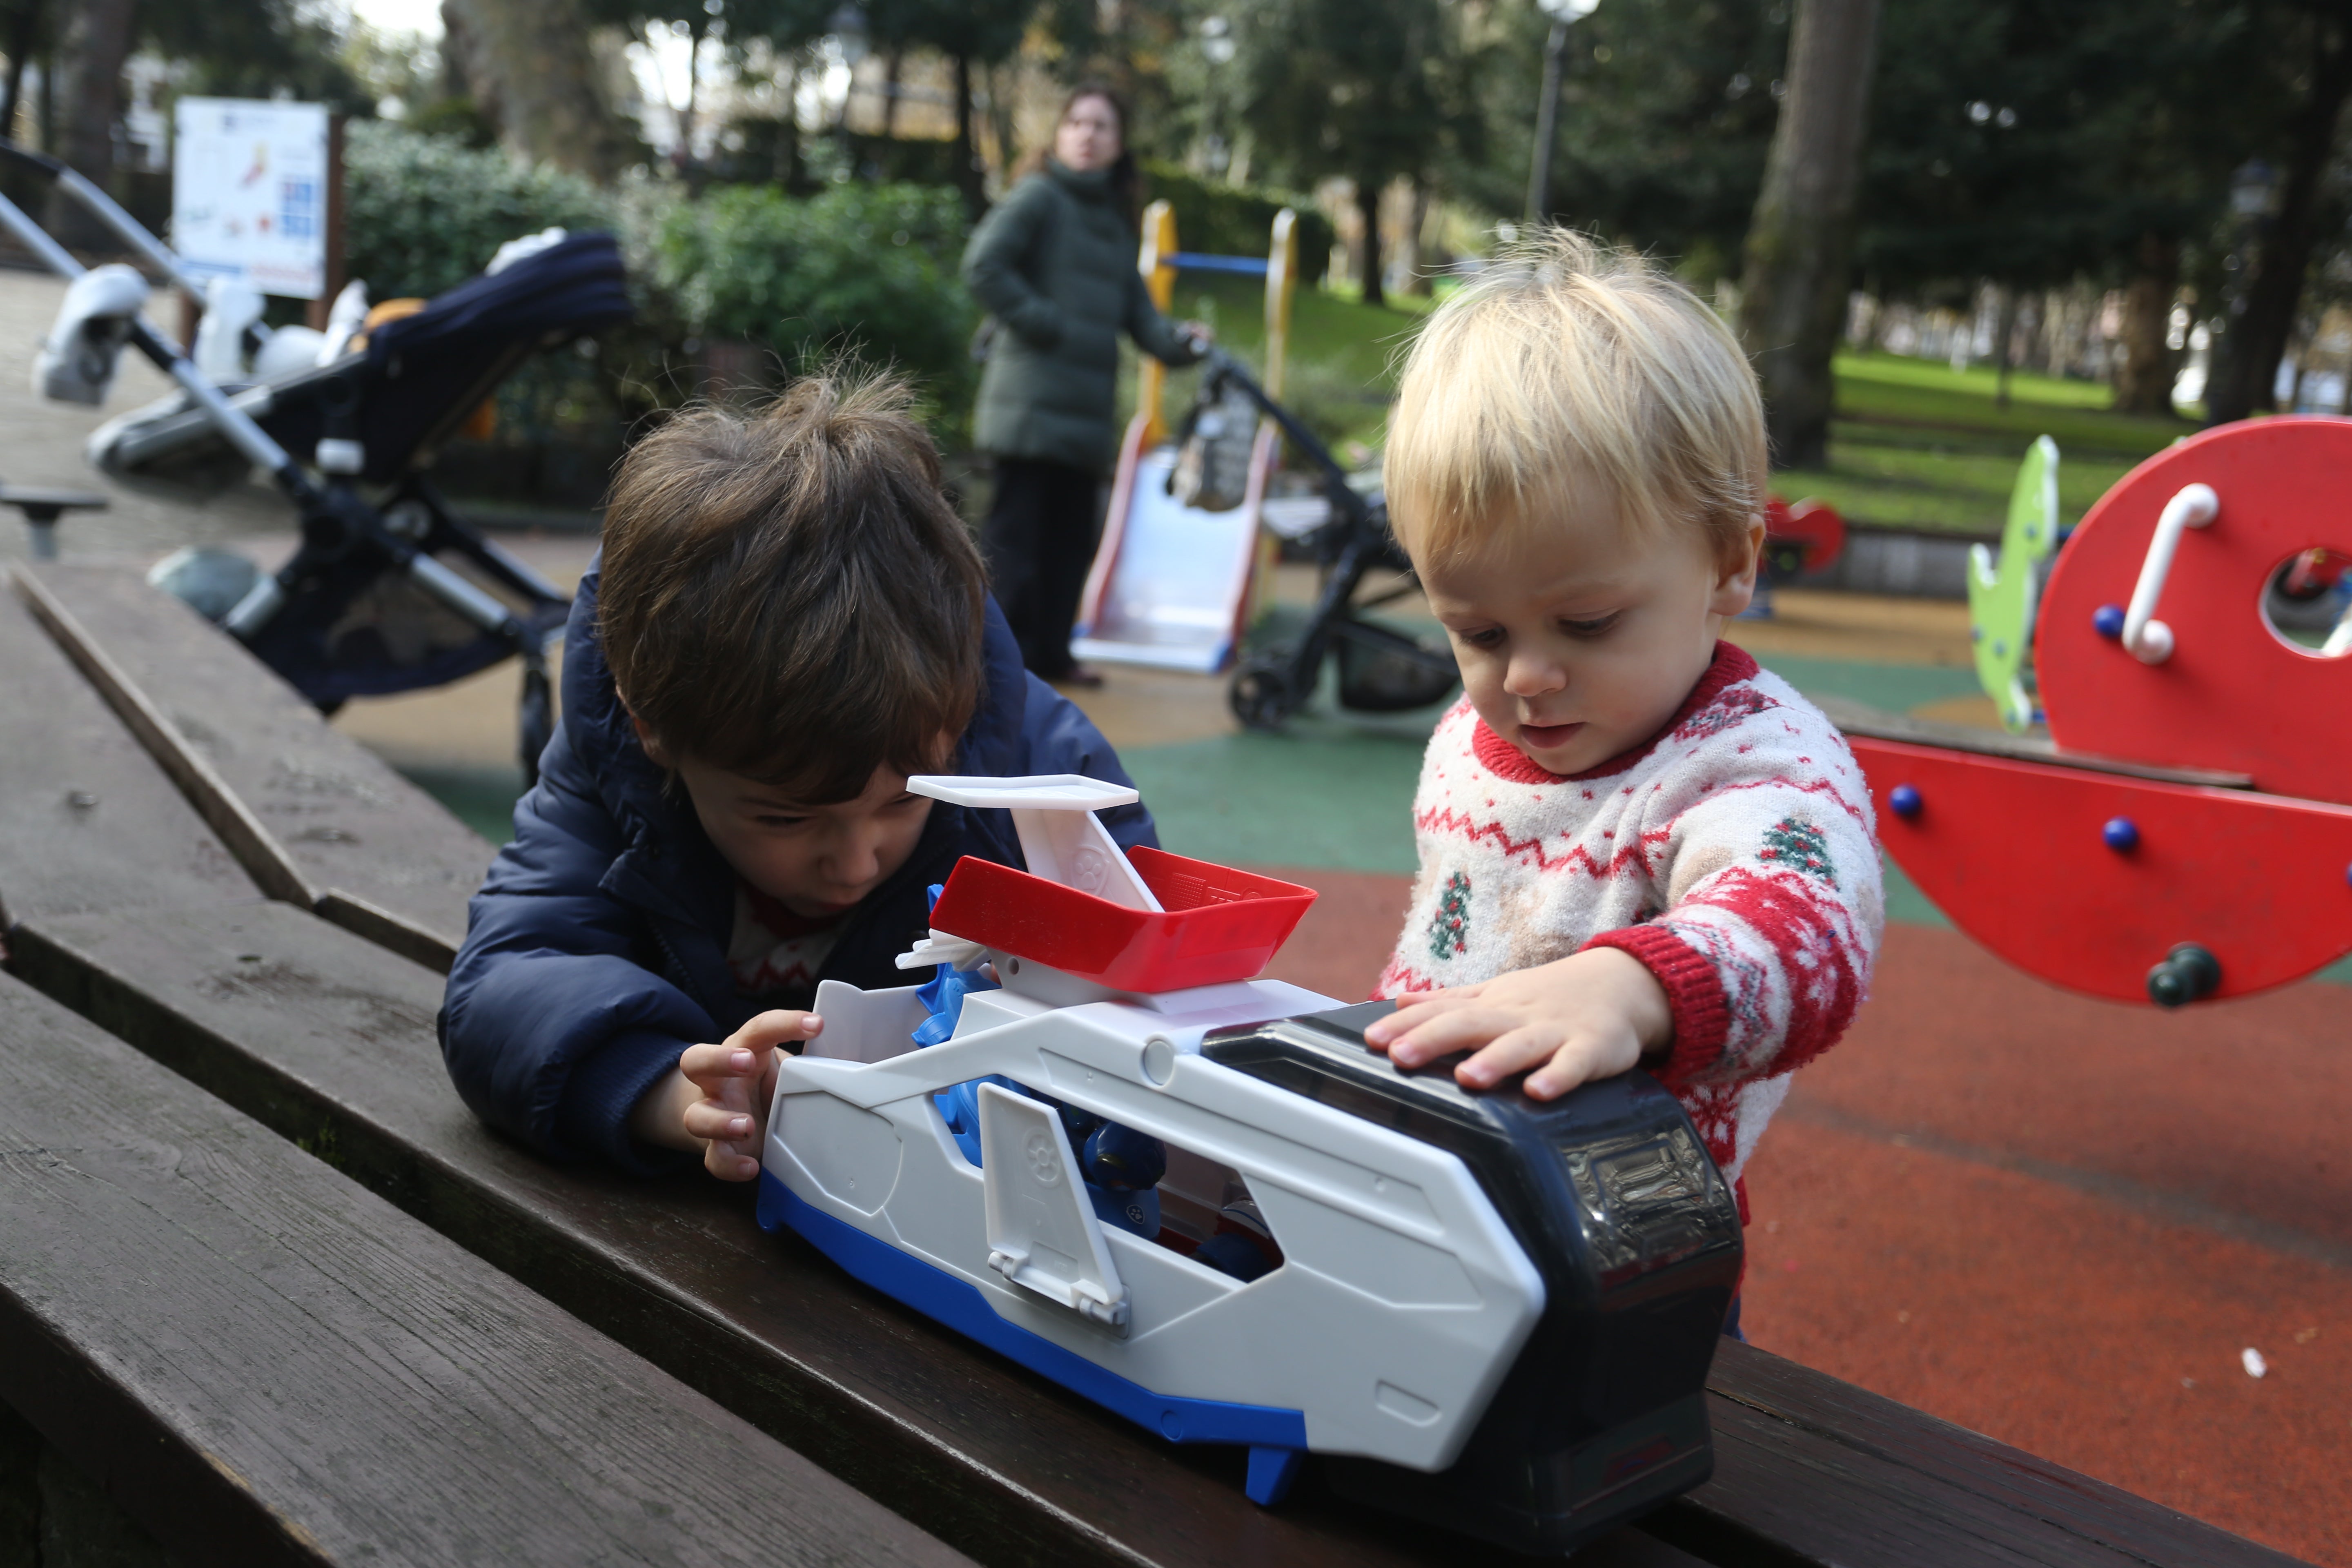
{"left": 908, "top": 773, "right": 1161, "bottom": 912}
{"left": 977, "top": 1082, "right": 1129, "bottom": 1333}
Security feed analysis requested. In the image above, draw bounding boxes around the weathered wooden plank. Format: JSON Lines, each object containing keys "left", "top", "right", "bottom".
{"left": 13, "top": 563, "right": 490, "bottom": 969}
{"left": 6, "top": 903, "right": 1470, "bottom": 1568}
{"left": 8, "top": 901, "right": 2301, "bottom": 1568}
{"left": 0, "top": 587, "right": 259, "bottom": 929}
{"left": 0, "top": 964, "right": 972, "bottom": 1568}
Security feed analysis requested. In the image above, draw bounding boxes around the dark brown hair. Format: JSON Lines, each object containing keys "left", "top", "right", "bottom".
{"left": 599, "top": 369, "right": 986, "bottom": 802}
{"left": 1020, "top": 80, "right": 1141, "bottom": 229}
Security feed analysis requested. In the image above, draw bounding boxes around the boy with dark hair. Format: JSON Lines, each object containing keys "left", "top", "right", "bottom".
{"left": 441, "top": 372, "right": 1154, "bottom": 1180}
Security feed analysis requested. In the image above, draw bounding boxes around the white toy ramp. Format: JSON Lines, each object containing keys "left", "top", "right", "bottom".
{"left": 1074, "top": 430, "right": 1277, "bottom": 674}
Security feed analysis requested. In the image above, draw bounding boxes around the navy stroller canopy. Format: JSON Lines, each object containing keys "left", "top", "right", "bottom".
{"left": 92, "top": 230, "right": 632, "bottom": 494}
{"left": 368, "top": 230, "right": 632, "bottom": 371}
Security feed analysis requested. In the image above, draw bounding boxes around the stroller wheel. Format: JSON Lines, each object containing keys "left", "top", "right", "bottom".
{"left": 1229, "top": 653, "right": 1300, "bottom": 731}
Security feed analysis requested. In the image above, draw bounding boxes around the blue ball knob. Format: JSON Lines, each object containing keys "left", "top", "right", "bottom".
{"left": 1889, "top": 784, "right": 1923, "bottom": 819}
{"left": 2103, "top": 816, "right": 2139, "bottom": 852}
{"left": 2093, "top": 604, "right": 2125, "bottom": 639}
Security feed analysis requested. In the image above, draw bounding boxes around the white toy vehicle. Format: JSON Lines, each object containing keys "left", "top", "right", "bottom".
{"left": 758, "top": 777, "right": 1743, "bottom": 1553}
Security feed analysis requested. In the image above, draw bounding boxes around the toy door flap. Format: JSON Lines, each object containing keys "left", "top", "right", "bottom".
{"left": 803, "top": 979, "right": 928, "bottom": 1063}
{"left": 978, "top": 1083, "right": 1131, "bottom": 1332}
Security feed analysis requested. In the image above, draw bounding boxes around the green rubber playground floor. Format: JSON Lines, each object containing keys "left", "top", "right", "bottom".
{"left": 1117, "top": 648, "right": 1974, "bottom": 928}
{"left": 353, "top": 620, "right": 2352, "bottom": 982}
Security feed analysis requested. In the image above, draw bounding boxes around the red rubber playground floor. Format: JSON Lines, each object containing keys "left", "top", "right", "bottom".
{"left": 329, "top": 570, "right": 2349, "bottom": 1566}
{"left": 1263, "top": 872, "right": 2352, "bottom": 1568}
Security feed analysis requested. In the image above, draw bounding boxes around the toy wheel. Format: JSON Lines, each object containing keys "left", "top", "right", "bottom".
{"left": 1229, "top": 653, "right": 1299, "bottom": 731}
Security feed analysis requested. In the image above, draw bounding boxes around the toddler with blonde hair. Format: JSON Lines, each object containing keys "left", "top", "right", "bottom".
{"left": 1363, "top": 230, "right": 1882, "bottom": 1254}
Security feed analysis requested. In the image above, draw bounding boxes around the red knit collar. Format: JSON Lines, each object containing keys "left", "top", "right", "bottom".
{"left": 740, "top": 880, "right": 846, "bottom": 940}
{"left": 1470, "top": 641, "right": 1762, "bottom": 785}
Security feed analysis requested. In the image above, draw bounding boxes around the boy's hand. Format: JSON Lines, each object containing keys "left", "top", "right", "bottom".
{"left": 1362, "top": 948, "right": 1671, "bottom": 1100}
{"left": 634, "top": 1010, "right": 822, "bottom": 1180}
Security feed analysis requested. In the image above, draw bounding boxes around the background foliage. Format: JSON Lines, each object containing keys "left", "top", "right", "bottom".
{"left": 344, "top": 121, "right": 616, "bottom": 301}
{"left": 1139, "top": 161, "right": 1336, "bottom": 270}
{"left": 651, "top": 181, "right": 979, "bottom": 415}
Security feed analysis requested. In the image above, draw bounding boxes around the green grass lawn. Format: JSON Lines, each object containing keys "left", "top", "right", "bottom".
{"left": 1788, "top": 352, "right": 2201, "bottom": 536}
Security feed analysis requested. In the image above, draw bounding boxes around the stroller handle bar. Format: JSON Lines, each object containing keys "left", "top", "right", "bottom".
{"left": 0, "top": 182, "right": 301, "bottom": 492}
{"left": 0, "top": 142, "right": 210, "bottom": 298}
{"left": 1191, "top": 343, "right": 1375, "bottom": 527}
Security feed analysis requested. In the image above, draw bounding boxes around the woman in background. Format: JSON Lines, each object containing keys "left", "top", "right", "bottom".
{"left": 962, "top": 82, "right": 1209, "bottom": 686}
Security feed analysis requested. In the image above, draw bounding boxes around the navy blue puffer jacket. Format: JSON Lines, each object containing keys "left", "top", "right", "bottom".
{"left": 439, "top": 558, "right": 1156, "bottom": 1174}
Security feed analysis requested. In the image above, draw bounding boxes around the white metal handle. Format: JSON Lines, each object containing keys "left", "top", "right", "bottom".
{"left": 2120, "top": 483, "right": 2218, "bottom": 664}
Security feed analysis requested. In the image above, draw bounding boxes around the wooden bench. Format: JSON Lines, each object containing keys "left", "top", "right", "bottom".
{"left": 0, "top": 563, "right": 2312, "bottom": 1568}
{"left": 0, "top": 966, "right": 973, "bottom": 1568}
{"left": 13, "top": 563, "right": 494, "bottom": 970}
{"left": 0, "top": 581, "right": 263, "bottom": 930}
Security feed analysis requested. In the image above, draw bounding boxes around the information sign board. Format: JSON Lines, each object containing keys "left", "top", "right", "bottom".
{"left": 171, "top": 97, "right": 330, "bottom": 298}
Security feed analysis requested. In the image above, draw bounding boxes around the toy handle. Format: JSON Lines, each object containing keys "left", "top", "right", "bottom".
{"left": 2120, "top": 483, "right": 2218, "bottom": 665}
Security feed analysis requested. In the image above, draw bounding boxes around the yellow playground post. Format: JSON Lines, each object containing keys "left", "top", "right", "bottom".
{"left": 1074, "top": 205, "right": 1302, "bottom": 673}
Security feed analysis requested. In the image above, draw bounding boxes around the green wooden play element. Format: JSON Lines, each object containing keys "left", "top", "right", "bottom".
{"left": 1967, "top": 436, "right": 2060, "bottom": 732}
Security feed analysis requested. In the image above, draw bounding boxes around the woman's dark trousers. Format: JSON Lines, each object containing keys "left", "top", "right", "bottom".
{"left": 982, "top": 455, "right": 1102, "bottom": 680}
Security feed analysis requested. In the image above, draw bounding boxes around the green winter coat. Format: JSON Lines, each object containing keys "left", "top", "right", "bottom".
{"left": 962, "top": 162, "right": 1203, "bottom": 473}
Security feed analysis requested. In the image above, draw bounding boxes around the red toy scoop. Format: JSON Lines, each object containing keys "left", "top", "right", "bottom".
{"left": 931, "top": 849, "right": 1315, "bottom": 992}
{"left": 904, "top": 774, "right": 1316, "bottom": 992}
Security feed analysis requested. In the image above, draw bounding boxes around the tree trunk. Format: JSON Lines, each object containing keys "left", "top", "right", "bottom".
{"left": 43, "top": 0, "right": 133, "bottom": 247}
{"left": 774, "top": 61, "right": 800, "bottom": 185}
{"left": 1734, "top": 0, "right": 1885, "bottom": 470}
{"left": 1398, "top": 181, "right": 1432, "bottom": 296}
{"left": 984, "top": 61, "right": 1017, "bottom": 185}
{"left": 2205, "top": 14, "right": 2352, "bottom": 426}
{"left": 951, "top": 53, "right": 982, "bottom": 222}
{"left": 1992, "top": 286, "right": 2019, "bottom": 407}
{"left": 439, "top": 0, "right": 625, "bottom": 182}
{"left": 2114, "top": 235, "right": 2179, "bottom": 414}
{"left": 882, "top": 50, "right": 901, "bottom": 138}
{"left": 677, "top": 14, "right": 706, "bottom": 167}
{"left": 1, "top": 0, "right": 42, "bottom": 147}
{"left": 1355, "top": 177, "right": 1385, "bottom": 308}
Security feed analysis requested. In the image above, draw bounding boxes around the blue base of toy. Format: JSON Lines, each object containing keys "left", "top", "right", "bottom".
{"left": 758, "top": 1171, "right": 1308, "bottom": 1504}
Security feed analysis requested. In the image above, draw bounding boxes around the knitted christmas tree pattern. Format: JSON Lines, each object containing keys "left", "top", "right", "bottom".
{"left": 1428, "top": 870, "right": 1473, "bottom": 961}
{"left": 1757, "top": 816, "right": 1836, "bottom": 884}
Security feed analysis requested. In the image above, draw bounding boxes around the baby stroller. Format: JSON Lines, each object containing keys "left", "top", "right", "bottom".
{"left": 1194, "top": 348, "right": 1458, "bottom": 730}
{"left": 0, "top": 143, "right": 631, "bottom": 784}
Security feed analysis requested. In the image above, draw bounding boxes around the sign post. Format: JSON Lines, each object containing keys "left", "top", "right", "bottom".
{"left": 170, "top": 97, "right": 341, "bottom": 311}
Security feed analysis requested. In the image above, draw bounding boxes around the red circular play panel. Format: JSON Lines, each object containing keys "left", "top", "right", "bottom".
{"left": 2038, "top": 417, "right": 2352, "bottom": 807}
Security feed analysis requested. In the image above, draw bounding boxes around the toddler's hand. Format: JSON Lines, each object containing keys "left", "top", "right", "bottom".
{"left": 680, "top": 1010, "right": 822, "bottom": 1180}
{"left": 1362, "top": 948, "right": 1670, "bottom": 1100}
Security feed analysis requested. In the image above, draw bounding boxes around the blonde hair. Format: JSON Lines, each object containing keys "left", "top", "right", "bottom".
{"left": 1384, "top": 228, "right": 1766, "bottom": 566}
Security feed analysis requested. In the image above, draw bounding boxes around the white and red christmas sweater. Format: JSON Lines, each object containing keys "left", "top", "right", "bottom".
{"left": 1375, "top": 642, "right": 1883, "bottom": 1222}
